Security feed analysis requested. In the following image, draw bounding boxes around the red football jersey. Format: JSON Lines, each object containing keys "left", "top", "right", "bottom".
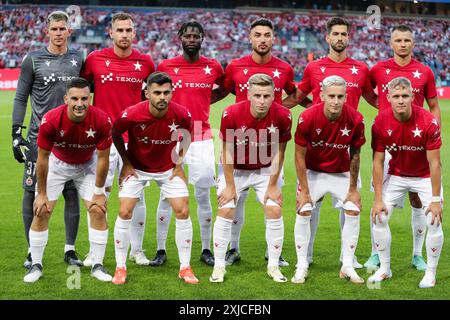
{"left": 370, "top": 58, "right": 437, "bottom": 111}
{"left": 81, "top": 48, "right": 155, "bottom": 124}
{"left": 157, "top": 55, "right": 224, "bottom": 141}
{"left": 220, "top": 100, "right": 292, "bottom": 170}
{"left": 113, "top": 101, "right": 192, "bottom": 173}
{"left": 223, "top": 54, "right": 296, "bottom": 104}
{"left": 295, "top": 103, "right": 366, "bottom": 173}
{"left": 371, "top": 105, "right": 441, "bottom": 178}
{"left": 298, "top": 57, "right": 372, "bottom": 110}
{"left": 38, "top": 105, "right": 112, "bottom": 164}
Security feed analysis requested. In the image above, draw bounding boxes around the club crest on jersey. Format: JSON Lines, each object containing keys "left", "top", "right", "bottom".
{"left": 349, "top": 65, "right": 359, "bottom": 75}
{"left": 412, "top": 69, "right": 422, "bottom": 79}
{"left": 267, "top": 124, "right": 277, "bottom": 133}
{"left": 320, "top": 67, "right": 326, "bottom": 74}
{"left": 412, "top": 126, "right": 422, "bottom": 138}
{"left": 340, "top": 126, "right": 351, "bottom": 136}
{"left": 316, "top": 128, "right": 322, "bottom": 135}
{"left": 86, "top": 127, "right": 96, "bottom": 138}
{"left": 272, "top": 69, "right": 281, "bottom": 78}
{"left": 70, "top": 58, "right": 78, "bottom": 67}
{"left": 203, "top": 65, "right": 212, "bottom": 75}
{"left": 168, "top": 121, "right": 179, "bottom": 132}
{"left": 133, "top": 61, "right": 142, "bottom": 71}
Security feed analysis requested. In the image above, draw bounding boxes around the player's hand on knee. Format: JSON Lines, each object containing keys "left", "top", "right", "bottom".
{"left": 345, "top": 189, "right": 361, "bottom": 210}
{"left": 426, "top": 202, "right": 443, "bottom": 226}
{"left": 119, "top": 163, "right": 137, "bottom": 185}
{"left": 12, "top": 125, "right": 31, "bottom": 163}
{"left": 372, "top": 200, "right": 387, "bottom": 224}
{"left": 297, "top": 192, "right": 313, "bottom": 214}
{"left": 218, "top": 185, "right": 237, "bottom": 208}
{"left": 90, "top": 194, "right": 107, "bottom": 214}
{"left": 33, "top": 194, "right": 50, "bottom": 217}
{"left": 264, "top": 184, "right": 282, "bottom": 206}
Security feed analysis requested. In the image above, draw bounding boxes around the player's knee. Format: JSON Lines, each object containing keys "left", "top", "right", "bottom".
{"left": 119, "top": 206, "right": 133, "bottom": 220}
{"left": 426, "top": 213, "right": 443, "bottom": 232}
{"left": 266, "top": 205, "right": 282, "bottom": 219}
{"left": 174, "top": 205, "right": 189, "bottom": 219}
{"left": 218, "top": 208, "right": 235, "bottom": 220}
{"left": 409, "top": 192, "right": 422, "bottom": 208}
{"left": 89, "top": 206, "right": 106, "bottom": 222}
{"left": 297, "top": 211, "right": 311, "bottom": 217}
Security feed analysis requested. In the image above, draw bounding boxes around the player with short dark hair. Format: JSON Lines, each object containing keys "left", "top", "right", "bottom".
{"left": 221, "top": 17, "right": 299, "bottom": 267}
{"left": 150, "top": 21, "right": 227, "bottom": 267}
{"left": 369, "top": 77, "right": 443, "bottom": 288}
{"left": 111, "top": 71, "right": 199, "bottom": 285}
{"left": 81, "top": 12, "right": 155, "bottom": 267}
{"left": 12, "top": 10, "right": 84, "bottom": 270}
{"left": 364, "top": 23, "right": 441, "bottom": 270}
{"left": 24, "top": 78, "right": 112, "bottom": 283}
{"left": 210, "top": 73, "right": 292, "bottom": 283}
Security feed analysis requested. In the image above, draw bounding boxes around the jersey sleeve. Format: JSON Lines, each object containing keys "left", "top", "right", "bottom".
{"left": 278, "top": 110, "right": 292, "bottom": 143}
{"left": 220, "top": 108, "right": 234, "bottom": 142}
{"left": 214, "top": 60, "right": 225, "bottom": 86}
{"left": 223, "top": 63, "right": 235, "bottom": 93}
{"left": 112, "top": 110, "right": 131, "bottom": 136}
{"left": 12, "top": 54, "right": 34, "bottom": 126}
{"left": 371, "top": 118, "right": 385, "bottom": 153}
{"left": 283, "top": 65, "right": 296, "bottom": 94}
{"left": 351, "top": 116, "right": 366, "bottom": 149}
{"left": 294, "top": 113, "right": 309, "bottom": 146}
{"left": 156, "top": 59, "right": 166, "bottom": 72}
{"left": 297, "top": 63, "right": 312, "bottom": 94}
{"left": 96, "top": 116, "right": 113, "bottom": 150}
{"left": 425, "top": 118, "right": 441, "bottom": 150}
{"left": 369, "top": 65, "right": 379, "bottom": 89}
{"left": 37, "top": 114, "right": 55, "bottom": 151}
{"left": 361, "top": 64, "right": 373, "bottom": 94}
{"left": 80, "top": 53, "right": 94, "bottom": 82}
{"left": 424, "top": 67, "right": 437, "bottom": 99}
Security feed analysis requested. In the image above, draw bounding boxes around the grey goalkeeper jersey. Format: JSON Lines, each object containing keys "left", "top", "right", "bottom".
{"left": 12, "top": 47, "right": 83, "bottom": 142}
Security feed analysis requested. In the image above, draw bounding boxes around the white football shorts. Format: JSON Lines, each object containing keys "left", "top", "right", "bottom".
{"left": 183, "top": 139, "right": 216, "bottom": 187}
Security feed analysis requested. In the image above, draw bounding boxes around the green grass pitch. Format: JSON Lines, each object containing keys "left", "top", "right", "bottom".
{"left": 0, "top": 90, "right": 449, "bottom": 300}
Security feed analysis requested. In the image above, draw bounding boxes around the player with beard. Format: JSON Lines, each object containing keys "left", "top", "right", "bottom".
{"left": 284, "top": 17, "right": 377, "bottom": 269}
{"left": 221, "top": 18, "right": 301, "bottom": 267}
{"left": 365, "top": 25, "right": 441, "bottom": 271}
{"left": 12, "top": 11, "right": 83, "bottom": 270}
{"left": 150, "top": 21, "right": 227, "bottom": 267}
{"left": 81, "top": 12, "right": 155, "bottom": 267}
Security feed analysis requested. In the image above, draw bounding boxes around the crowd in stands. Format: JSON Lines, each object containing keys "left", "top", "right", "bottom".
{"left": 0, "top": 6, "right": 448, "bottom": 85}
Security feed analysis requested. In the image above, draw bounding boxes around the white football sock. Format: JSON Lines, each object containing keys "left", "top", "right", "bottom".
{"left": 130, "top": 193, "right": 146, "bottom": 254}
{"left": 295, "top": 214, "right": 311, "bottom": 268}
{"left": 412, "top": 206, "right": 426, "bottom": 257}
{"left": 64, "top": 244, "right": 75, "bottom": 253}
{"left": 230, "top": 191, "right": 248, "bottom": 251}
{"left": 156, "top": 194, "right": 172, "bottom": 251}
{"left": 372, "top": 207, "right": 393, "bottom": 272}
{"left": 425, "top": 213, "right": 444, "bottom": 274}
{"left": 175, "top": 217, "right": 193, "bottom": 269}
{"left": 89, "top": 227, "right": 108, "bottom": 266}
{"left": 266, "top": 217, "right": 284, "bottom": 268}
{"left": 213, "top": 216, "right": 233, "bottom": 267}
{"left": 307, "top": 200, "right": 322, "bottom": 261}
{"left": 194, "top": 186, "right": 213, "bottom": 251}
{"left": 369, "top": 212, "right": 378, "bottom": 255}
{"left": 114, "top": 217, "right": 131, "bottom": 269}
{"left": 341, "top": 214, "right": 360, "bottom": 268}
{"left": 29, "top": 229, "right": 48, "bottom": 266}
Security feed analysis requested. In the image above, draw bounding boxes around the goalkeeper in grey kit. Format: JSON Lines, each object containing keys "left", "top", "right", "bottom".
{"left": 12, "top": 11, "right": 84, "bottom": 271}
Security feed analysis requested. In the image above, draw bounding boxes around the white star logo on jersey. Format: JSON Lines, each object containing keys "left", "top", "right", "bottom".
{"left": 122, "top": 112, "right": 128, "bottom": 118}
{"left": 70, "top": 58, "right": 78, "bottom": 67}
{"left": 243, "top": 69, "right": 249, "bottom": 75}
{"left": 203, "top": 65, "right": 212, "bottom": 75}
{"left": 387, "top": 129, "right": 392, "bottom": 136}
{"left": 267, "top": 123, "right": 277, "bottom": 133}
{"left": 105, "top": 60, "right": 111, "bottom": 67}
{"left": 320, "top": 67, "right": 326, "bottom": 74}
{"left": 223, "top": 111, "right": 228, "bottom": 118}
{"left": 412, "top": 69, "right": 422, "bottom": 79}
{"left": 272, "top": 69, "right": 281, "bottom": 78}
{"left": 60, "top": 130, "right": 65, "bottom": 137}
{"left": 386, "top": 69, "right": 391, "bottom": 75}
{"left": 45, "top": 60, "right": 50, "bottom": 67}
{"left": 134, "top": 61, "right": 142, "bottom": 71}
{"left": 432, "top": 119, "right": 438, "bottom": 126}
{"left": 168, "top": 121, "right": 179, "bottom": 132}
{"left": 412, "top": 126, "right": 422, "bottom": 137}
{"left": 316, "top": 128, "right": 322, "bottom": 135}
{"left": 86, "top": 127, "right": 96, "bottom": 138}
{"left": 174, "top": 68, "right": 179, "bottom": 74}
{"left": 340, "top": 126, "right": 351, "bottom": 136}
{"left": 349, "top": 65, "right": 359, "bottom": 75}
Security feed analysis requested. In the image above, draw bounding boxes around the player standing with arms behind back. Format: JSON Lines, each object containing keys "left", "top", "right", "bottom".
{"left": 81, "top": 12, "right": 155, "bottom": 267}
{"left": 12, "top": 11, "right": 84, "bottom": 269}
{"left": 151, "top": 21, "right": 227, "bottom": 267}
{"left": 365, "top": 25, "right": 441, "bottom": 271}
